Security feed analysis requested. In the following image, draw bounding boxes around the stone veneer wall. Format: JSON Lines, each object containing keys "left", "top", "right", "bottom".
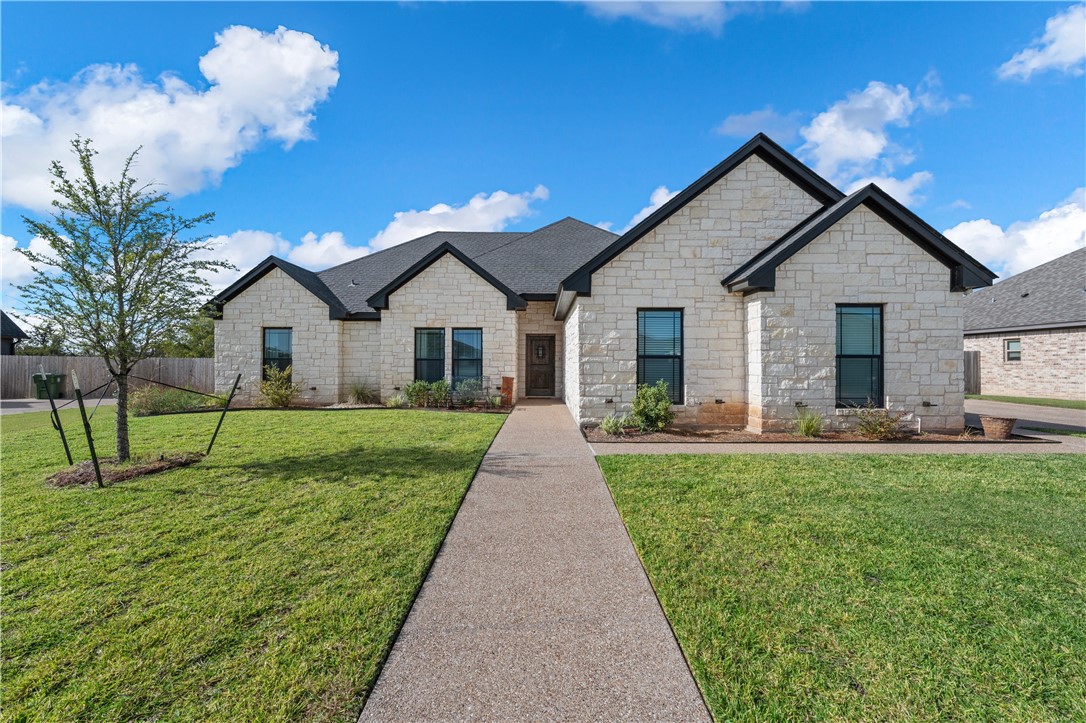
{"left": 214, "top": 267, "right": 342, "bottom": 405}
{"left": 750, "top": 206, "right": 965, "bottom": 432}
{"left": 569, "top": 154, "right": 823, "bottom": 425}
{"left": 341, "top": 321, "right": 382, "bottom": 400}
{"left": 517, "top": 300, "right": 565, "bottom": 398}
{"left": 964, "top": 328, "right": 1086, "bottom": 400}
{"left": 378, "top": 253, "right": 518, "bottom": 400}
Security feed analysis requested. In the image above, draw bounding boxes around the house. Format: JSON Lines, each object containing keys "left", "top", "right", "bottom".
{"left": 1, "top": 312, "right": 28, "bottom": 355}
{"left": 963, "top": 247, "right": 1085, "bottom": 401}
{"left": 213, "top": 134, "right": 996, "bottom": 432}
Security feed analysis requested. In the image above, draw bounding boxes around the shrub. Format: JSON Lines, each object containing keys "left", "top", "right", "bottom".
{"left": 631, "top": 380, "right": 675, "bottom": 432}
{"left": 403, "top": 380, "right": 430, "bottom": 407}
{"left": 385, "top": 393, "right": 408, "bottom": 409}
{"left": 793, "top": 407, "right": 824, "bottom": 437}
{"left": 428, "top": 379, "right": 451, "bottom": 407}
{"left": 853, "top": 404, "right": 907, "bottom": 440}
{"left": 260, "top": 365, "right": 302, "bottom": 408}
{"left": 348, "top": 381, "right": 379, "bottom": 405}
{"left": 454, "top": 378, "right": 484, "bottom": 406}
{"left": 487, "top": 395, "right": 503, "bottom": 408}
{"left": 130, "top": 386, "right": 225, "bottom": 417}
{"left": 600, "top": 412, "right": 632, "bottom": 436}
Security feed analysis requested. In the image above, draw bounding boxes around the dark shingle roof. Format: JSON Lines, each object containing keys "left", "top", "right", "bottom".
{"left": 963, "top": 247, "right": 1086, "bottom": 333}
{"left": 1, "top": 311, "right": 28, "bottom": 339}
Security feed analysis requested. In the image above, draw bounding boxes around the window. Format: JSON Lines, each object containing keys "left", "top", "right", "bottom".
{"left": 836, "top": 306, "right": 882, "bottom": 407}
{"left": 452, "top": 328, "right": 483, "bottom": 384}
{"left": 415, "top": 328, "right": 445, "bottom": 382}
{"left": 262, "top": 328, "right": 292, "bottom": 380}
{"left": 637, "top": 309, "right": 683, "bottom": 404}
{"left": 1005, "top": 338, "right": 1021, "bottom": 362}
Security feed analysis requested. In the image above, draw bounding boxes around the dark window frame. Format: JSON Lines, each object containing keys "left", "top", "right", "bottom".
{"left": 414, "top": 328, "right": 446, "bottom": 382}
{"left": 1004, "top": 338, "right": 1021, "bottom": 362}
{"left": 637, "top": 308, "right": 684, "bottom": 404}
{"left": 835, "top": 304, "right": 884, "bottom": 408}
{"left": 262, "top": 327, "right": 293, "bottom": 381}
{"left": 452, "top": 328, "right": 483, "bottom": 384}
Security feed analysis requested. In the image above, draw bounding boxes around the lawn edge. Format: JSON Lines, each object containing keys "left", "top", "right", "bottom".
{"left": 594, "top": 455, "right": 716, "bottom": 722}
{"left": 353, "top": 411, "right": 511, "bottom": 720}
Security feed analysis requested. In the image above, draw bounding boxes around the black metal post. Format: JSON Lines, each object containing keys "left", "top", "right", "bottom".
{"left": 206, "top": 374, "right": 242, "bottom": 457}
{"left": 72, "top": 372, "right": 103, "bottom": 488}
{"left": 39, "top": 368, "right": 73, "bottom": 465}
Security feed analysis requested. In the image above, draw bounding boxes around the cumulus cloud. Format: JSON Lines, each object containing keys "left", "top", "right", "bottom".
{"left": 998, "top": 4, "right": 1086, "bottom": 81}
{"left": 943, "top": 188, "right": 1086, "bottom": 277}
{"left": 583, "top": 1, "right": 730, "bottom": 32}
{"left": 597, "top": 185, "right": 678, "bottom": 235}
{"left": 368, "top": 185, "right": 550, "bottom": 251}
{"left": 2, "top": 25, "right": 339, "bottom": 211}
{"left": 715, "top": 106, "right": 805, "bottom": 144}
{"left": 287, "top": 231, "right": 363, "bottom": 269}
{"left": 1, "top": 234, "right": 55, "bottom": 292}
{"left": 797, "top": 72, "right": 961, "bottom": 206}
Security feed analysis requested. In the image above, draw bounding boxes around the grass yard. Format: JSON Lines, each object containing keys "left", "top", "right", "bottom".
{"left": 601, "top": 454, "right": 1086, "bottom": 722}
{"left": 966, "top": 394, "right": 1086, "bottom": 410}
{"left": 1, "top": 407, "right": 504, "bottom": 721}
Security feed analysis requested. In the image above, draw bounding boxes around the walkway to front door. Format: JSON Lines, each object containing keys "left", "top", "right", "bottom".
{"left": 359, "top": 399, "right": 709, "bottom": 721}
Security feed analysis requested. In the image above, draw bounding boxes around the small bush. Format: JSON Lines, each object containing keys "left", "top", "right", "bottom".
{"left": 348, "top": 381, "right": 379, "bottom": 405}
{"left": 428, "top": 379, "right": 451, "bottom": 407}
{"left": 403, "top": 380, "right": 430, "bottom": 407}
{"left": 853, "top": 404, "right": 907, "bottom": 440}
{"left": 260, "top": 365, "right": 302, "bottom": 408}
{"left": 385, "top": 393, "right": 408, "bottom": 409}
{"left": 601, "top": 412, "right": 632, "bottom": 436}
{"left": 793, "top": 407, "right": 824, "bottom": 437}
{"left": 486, "top": 395, "right": 503, "bottom": 408}
{"left": 455, "top": 378, "right": 484, "bottom": 406}
{"left": 631, "top": 380, "right": 675, "bottom": 432}
{"left": 130, "top": 386, "right": 224, "bottom": 417}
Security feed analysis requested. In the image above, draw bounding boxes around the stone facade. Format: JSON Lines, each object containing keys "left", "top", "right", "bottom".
{"left": 964, "top": 328, "right": 1086, "bottom": 400}
{"left": 214, "top": 267, "right": 343, "bottom": 405}
{"left": 517, "top": 301, "right": 564, "bottom": 398}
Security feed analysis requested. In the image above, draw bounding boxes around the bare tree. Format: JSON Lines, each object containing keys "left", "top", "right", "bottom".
{"left": 17, "top": 138, "right": 232, "bottom": 462}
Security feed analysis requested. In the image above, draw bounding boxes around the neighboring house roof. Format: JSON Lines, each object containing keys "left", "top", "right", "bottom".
{"left": 560, "top": 133, "right": 845, "bottom": 296}
{"left": 723, "top": 184, "right": 997, "bottom": 294}
{"left": 963, "top": 247, "right": 1086, "bottom": 334}
{"left": 1, "top": 311, "right": 29, "bottom": 340}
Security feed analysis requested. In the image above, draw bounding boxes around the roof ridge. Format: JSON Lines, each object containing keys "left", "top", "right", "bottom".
{"left": 317, "top": 229, "right": 524, "bottom": 275}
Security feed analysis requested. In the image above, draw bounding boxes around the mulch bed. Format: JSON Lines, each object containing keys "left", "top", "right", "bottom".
{"left": 583, "top": 426, "right": 1043, "bottom": 444}
{"left": 48, "top": 452, "right": 205, "bottom": 487}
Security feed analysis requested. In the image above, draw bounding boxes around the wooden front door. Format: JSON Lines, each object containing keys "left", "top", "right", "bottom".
{"left": 526, "top": 335, "right": 556, "bottom": 396}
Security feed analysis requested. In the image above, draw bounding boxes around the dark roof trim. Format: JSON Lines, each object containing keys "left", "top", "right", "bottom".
{"left": 212, "top": 256, "right": 350, "bottom": 320}
{"left": 723, "top": 184, "right": 998, "bottom": 294}
{"left": 367, "top": 242, "right": 527, "bottom": 311}
{"left": 965, "top": 320, "right": 1086, "bottom": 335}
{"left": 520, "top": 292, "right": 557, "bottom": 302}
{"left": 561, "top": 134, "right": 844, "bottom": 295}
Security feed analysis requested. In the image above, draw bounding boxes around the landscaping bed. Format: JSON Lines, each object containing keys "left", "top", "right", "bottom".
{"left": 584, "top": 425, "right": 1043, "bottom": 444}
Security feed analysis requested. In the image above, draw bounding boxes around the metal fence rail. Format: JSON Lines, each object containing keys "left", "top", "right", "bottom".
{"left": 0, "top": 355, "right": 214, "bottom": 399}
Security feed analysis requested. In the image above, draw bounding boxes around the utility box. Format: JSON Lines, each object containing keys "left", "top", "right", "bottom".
{"left": 33, "top": 373, "right": 65, "bottom": 399}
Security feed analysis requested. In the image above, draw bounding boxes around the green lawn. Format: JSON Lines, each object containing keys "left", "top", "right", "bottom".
{"left": 967, "top": 394, "right": 1086, "bottom": 410}
{"left": 2, "top": 407, "right": 504, "bottom": 721}
{"left": 601, "top": 454, "right": 1086, "bottom": 722}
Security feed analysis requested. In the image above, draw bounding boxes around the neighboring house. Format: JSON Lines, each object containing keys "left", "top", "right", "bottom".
{"left": 1, "top": 312, "right": 28, "bottom": 355}
{"left": 213, "top": 134, "right": 995, "bottom": 431}
{"left": 963, "top": 247, "right": 1086, "bottom": 401}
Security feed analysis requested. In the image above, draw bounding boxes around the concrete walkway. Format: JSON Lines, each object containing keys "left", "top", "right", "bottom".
{"left": 360, "top": 400, "right": 709, "bottom": 722}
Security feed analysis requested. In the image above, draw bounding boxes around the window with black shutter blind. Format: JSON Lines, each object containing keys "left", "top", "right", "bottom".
{"left": 637, "top": 309, "right": 683, "bottom": 404}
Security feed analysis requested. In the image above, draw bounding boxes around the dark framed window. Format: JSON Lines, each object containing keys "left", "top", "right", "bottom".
{"left": 415, "top": 328, "right": 445, "bottom": 382}
{"left": 637, "top": 309, "right": 683, "bottom": 404}
{"left": 452, "top": 328, "right": 483, "bottom": 384}
{"left": 262, "top": 328, "right": 293, "bottom": 380}
{"left": 836, "top": 305, "right": 883, "bottom": 407}
{"left": 1004, "top": 338, "right": 1021, "bottom": 362}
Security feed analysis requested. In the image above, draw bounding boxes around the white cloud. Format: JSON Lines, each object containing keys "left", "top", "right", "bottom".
{"left": 2, "top": 25, "right": 339, "bottom": 211}
{"left": 715, "top": 106, "right": 805, "bottom": 144}
{"left": 948, "top": 199, "right": 972, "bottom": 210}
{"left": 368, "top": 185, "right": 550, "bottom": 251}
{"left": 583, "top": 2, "right": 730, "bottom": 32}
{"left": 287, "top": 231, "right": 364, "bottom": 269}
{"left": 197, "top": 229, "right": 292, "bottom": 290}
{"left": 845, "top": 171, "right": 934, "bottom": 208}
{"left": 1, "top": 234, "right": 55, "bottom": 292}
{"left": 599, "top": 185, "right": 678, "bottom": 235}
{"left": 998, "top": 4, "right": 1086, "bottom": 81}
{"left": 943, "top": 188, "right": 1086, "bottom": 277}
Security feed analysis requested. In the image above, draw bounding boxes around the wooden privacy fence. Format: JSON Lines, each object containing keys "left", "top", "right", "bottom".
{"left": 964, "top": 350, "right": 981, "bottom": 395}
{"left": 0, "top": 356, "right": 214, "bottom": 399}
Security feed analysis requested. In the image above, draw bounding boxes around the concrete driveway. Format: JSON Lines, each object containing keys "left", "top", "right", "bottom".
{"left": 964, "top": 398, "right": 1086, "bottom": 433}
{"left": 1, "top": 397, "right": 116, "bottom": 415}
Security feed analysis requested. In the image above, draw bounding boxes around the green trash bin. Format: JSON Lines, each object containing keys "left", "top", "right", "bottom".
{"left": 32, "top": 373, "right": 65, "bottom": 399}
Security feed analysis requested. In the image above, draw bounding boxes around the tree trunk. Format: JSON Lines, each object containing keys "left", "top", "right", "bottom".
{"left": 115, "top": 373, "right": 130, "bottom": 462}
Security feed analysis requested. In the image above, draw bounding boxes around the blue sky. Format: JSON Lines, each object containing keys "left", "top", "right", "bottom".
{"left": 3, "top": 1, "right": 1084, "bottom": 303}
